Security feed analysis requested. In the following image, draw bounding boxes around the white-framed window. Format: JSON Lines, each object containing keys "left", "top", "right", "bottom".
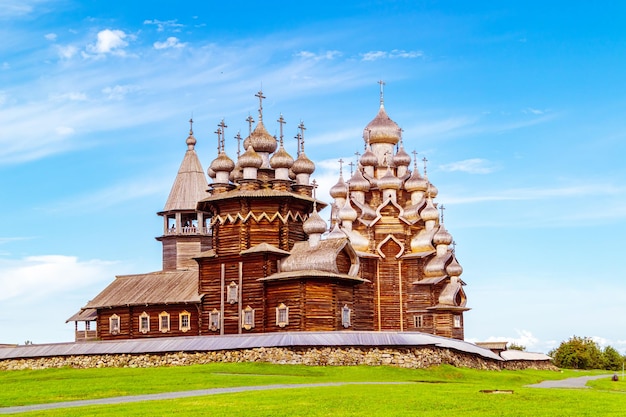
{"left": 209, "top": 309, "right": 221, "bottom": 332}
{"left": 242, "top": 305, "right": 255, "bottom": 330}
{"left": 414, "top": 315, "right": 423, "bottom": 328}
{"left": 179, "top": 310, "right": 191, "bottom": 332}
{"left": 453, "top": 315, "right": 461, "bottom": 328}
{"left": 227, "top": 282, "right": 239, "bottom": 304}
{"left": 159, "top": 311, "right": 170, "bottom": 333}
{"left": 275, "top": 303, "right": 289, "bottom": 328}
{"left": 342, "top": 305, "right": 351, "bottom": 328}
{"left": 109, "top": 314, "right": 120, "bottom": 335}
{"left": 139, "top": 312, "right": 150, "bottom": 334}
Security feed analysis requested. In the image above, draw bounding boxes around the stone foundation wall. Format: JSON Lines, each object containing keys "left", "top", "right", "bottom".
{"left": 0, "top": 346, "right": 556, "bottom": 371}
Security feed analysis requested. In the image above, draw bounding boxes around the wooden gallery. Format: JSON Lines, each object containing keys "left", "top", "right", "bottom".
{"left": 68, "top": 90, "right": 469, "bottom": 342}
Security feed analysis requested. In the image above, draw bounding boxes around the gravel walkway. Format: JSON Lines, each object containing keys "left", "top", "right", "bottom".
{"left": 526, "top": 374, "right": 613, "bottom": 389}
{"left": 0, "top": 382, "right": 410, "bottom": 415}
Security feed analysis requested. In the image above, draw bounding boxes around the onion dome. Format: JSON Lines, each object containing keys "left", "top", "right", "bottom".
{"left": 292, "top": 152, "right": 315, "bottom": 175}
{"left": 404, "top": 168, "right": 429, "bottom": 192}
{"left": 207, "top": 167, "right": 216, "bottom": 179}
{"left": 393, "top": 145, "right": 411, "bottom": 167}
{"left": 229, "top": 162, "right": 243, "bottom": 182}
{"left": 326, "top": 223, "right": 347, "bottom": 240}
{"left": 446, "top": 256, "right": 463, "bottom": 277}
{"left": 209, "top": 152, "right": 235, "bottom": 173}
{"left": 239, "top": 145, "right": 263, "bottom": 169}
{"left": 433, "top": 224, "right": 453, "bottom": 246}
{"left": 349, "top": 168, "right": 370, "bottom": 192}
{"left": 270, "top": 144, "right": 294, "bottom": 169}
{"left": 247, "top": 121, "right": 277, "bottom": 153}
{"left": 330, "top": 175, "right": 348, "bottom": 199}
{"left": 360, "top": 145, "right": 378, "bottom": 167}
{"left": 421, "top": 198, "right": 439, "bottom": 222}
{"left": 186, "top": 133, "right": 196, "bottom": 149}
{"left": 303, "top": 209, "right": 327, "bottom": 235}
{"left": 378, "top": 166, "right": 402, "bottom": 190}
{"left": 338, "top": 197, "right": 358, "bottom": 222}
{"left": 427, "top": 182, "right": 439, "bottom": 198}
{"left": 363, "top": 105, "right": 401, "bottom": 145}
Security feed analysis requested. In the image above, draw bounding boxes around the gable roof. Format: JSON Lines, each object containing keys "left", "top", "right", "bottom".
{"left": 84, "top": 270, "right": 201, "bottom": 309}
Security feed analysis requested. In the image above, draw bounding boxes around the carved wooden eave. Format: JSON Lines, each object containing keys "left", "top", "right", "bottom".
{"left": 197, "top": 188, "right": 327, "bottom": 214}
{"left": 426, "top": 304, "right": 471, "bottom": 312}
{"left": 401, "top": 250, "right": 435, "bottom": 259}
{"left": 194, "top": 249, "right": 217, "bottom": 259}
{"left": 211, "top": 210, "right": 308, "bottom": 226}
{"left": 412, "top": 276, "right": 447, "bottom": 285}
{"left": 259, "top": 270, "right": 369, "bottom": 283}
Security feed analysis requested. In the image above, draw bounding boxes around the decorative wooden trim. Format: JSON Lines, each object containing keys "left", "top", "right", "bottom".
{"left": 211, "top": 211, "right": 307, "bottom": 226}
{"left": 179, "top": 310, "right": 191, "bottom": 332}
{"left": 139, "top": 311, "right": 150, "bottom": 334}
{"left": 376, "top": 234, "right": 405, "bottom": 259}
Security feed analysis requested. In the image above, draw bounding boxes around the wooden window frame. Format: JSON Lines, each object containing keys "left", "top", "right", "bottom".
{"left": 139, "top": 312, "right": 150, "bottom": 334}
{"left": 453, "top": 315, "right": 461, "bottom": 328}
{"left": 109, "top": 314, "right": 120, "bottom": 335}
{"left": 341, "top": 305, "right": 351, "bottom": 328}
{"left": 242, "top": 306, "right": 255, "bottom": 330}
{"left": 227, "top": 282, "right": 239, "bottom": 305}
{"left": 159, "top": 311, "right": 170, "bottom": 333}
{"left": 209, "top": 309, "right": 221, "bottom": 332}
{"left": 179, "top": 310, "right": 191, "bottom": 332}
{"left": 275, "top": 303, "right": 289, "bottom": 328}
{"left": 414, "top": 315, "right": 423, "bottom": 328}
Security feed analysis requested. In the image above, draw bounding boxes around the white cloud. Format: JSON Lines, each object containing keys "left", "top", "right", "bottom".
{"left": 0, "top": 0, "right": 35, "bottom": 18}
{"left": 360, "top": 49, "right": 423, "bottom": 61}
{"left": 474, "top": 329, "right": 540, "bottom": 350}
{"left": 153, "top": 36, "right": 186, "bottom": 50}
{"left": 55, "top": 126, "right": 74, "bottom": 135}
{"left": 439, "top": 158, "right": 498, "bottom": 174}
{"left": 85, "top": 29, "right": 129, "bottom": 57}
{"left": 56, "top": 44, "right": 77, "bottom": 59}
{"left": 524, "top": 107, "right": 545, "bottom": 115}
{"left": 0, "top": 255, "right": 115, "bottom": 302}
{"left": 49, "top": 92, "right": 88, "bottom": 101}
{"left": 44, "top": 33, "right": 57, "bottom": 41}
{"left": 102, "top": 84, "right": 140, "bottom": 100}
{"left": 295, "top": 50, "right": 342, "bottom": 60}
{"left": 143, "top": 19, "right": 184, "bottom": 32}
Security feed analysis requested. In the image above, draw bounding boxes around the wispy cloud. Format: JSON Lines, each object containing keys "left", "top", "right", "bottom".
{"left": 143, "top": 19, "right": 184, "bottom": 32}
{"left": 101, "top": 84, "right": 141, "bottom": 100}
{"left": 445, "top": 184, "right": 624, "bottom": 205}
{"left": 153, "top": 36, "right": 186, "bottom": 50}
{"left": 295, "top": 50, "right": 342, "bottom": 61}
{"left": 360, "top": 49, "right": 423, "bottom": 61}
{"left": 0, "top": 255, "right": 116, "bottom": 302}
{"left": 439, "top": 158, "right": 498, "bottom": 174}
{"left": 44, "top": 32, "right": 57, "bottom": 41}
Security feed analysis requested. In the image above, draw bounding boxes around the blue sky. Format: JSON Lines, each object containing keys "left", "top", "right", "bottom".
{"left": 1, "top": 0, "right": 625, "bottom": 353}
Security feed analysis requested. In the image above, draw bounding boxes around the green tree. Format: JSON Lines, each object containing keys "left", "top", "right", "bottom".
{"left": 507, "top": 343, "right": 526, "bottom": 351}
{"left": 549, "top": 336, "right": 604, "bottom": 369}
{"left": 603, "top": 346, "right": 623, "bottom": 371}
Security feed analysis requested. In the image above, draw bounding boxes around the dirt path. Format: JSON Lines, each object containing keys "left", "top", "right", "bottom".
{"left": 0, "top": 382, "right": 410, "bottom": 414}
{"left": 526, "top": 374, "right": 613, "bottom": 388}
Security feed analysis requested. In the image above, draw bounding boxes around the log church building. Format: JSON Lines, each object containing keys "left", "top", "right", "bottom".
{"left": 68, "top": 86, "right": 469, "bottom": 342}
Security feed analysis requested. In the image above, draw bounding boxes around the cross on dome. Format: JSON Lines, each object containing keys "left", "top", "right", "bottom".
{"left": 189, "top": 118, "right": 194, "bottom": 135}
{"left": 439, "top": 204, "right": 446, "bottom": 223}
{"left": 338, "top": 158, "right": 344, "bottom": 176}
{"left": 255, "top": 90, "right": 266, "bottom": 121}
{"left": 235, "top": 131, "right": 242, "bottom": 157}
{"left": 218, "top": 119, "right": 228, "bottom": 152}
{"left": 277, "top": 113, "right": 286, "bottom": 145}
{"left": 378, "top": 79, "right": 386, "bottom": 106}
{"left": 246, "top": 115, "right": 254, "bottom": 137}
{"left": 422, "top": 156, "right": 428, "bottom": 176}
{"left": 348, "top": 161, "right": 355, "bottom": 176}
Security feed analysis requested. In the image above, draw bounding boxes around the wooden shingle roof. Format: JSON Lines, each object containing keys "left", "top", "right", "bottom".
{"left": 84, "top": 270, "right": 201, "bottom": 309}
{"left": 160, "top": 147, "right": 209, "bottom": 213}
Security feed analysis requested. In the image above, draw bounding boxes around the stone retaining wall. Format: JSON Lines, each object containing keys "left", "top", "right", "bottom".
{"left": 0, "top": 346, "right": 557, "bottom": 371}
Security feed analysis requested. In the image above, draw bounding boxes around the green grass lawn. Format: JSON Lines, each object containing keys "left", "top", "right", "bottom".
{"left": 0, "top": 363, "right": 623, "bottom": 416}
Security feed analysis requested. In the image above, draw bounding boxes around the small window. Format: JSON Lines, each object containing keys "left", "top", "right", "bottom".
{"left": 414, "top": 315, "right": 423, "bottom": 328}
{"left": 453, "top": 315, "right": 461, "bottom": 328}
{"left": 227, "top": 282, "right": 239, "bottom": 304}
{"left": 159, "top": 311, "right": 170, "bottom": 333}
{"left": 109, "top": 314, "right": 120, "bottom": 335}
{"left": 179, "top": 311, "right": 191, "bottom": 332}
{"left": 275, "top": 303, "right": 289, "bottom": 328}
{"left": 242, "top": 306, "right": 255, "bottom": 330}
{"left": 209, "top": 309, "right": 221, "bottom": 332}
{"left": 342, "top": 305, "right": 351, "bottom": 328}
{"left": 139, "top": 312, "right": 150, "bottom": 334}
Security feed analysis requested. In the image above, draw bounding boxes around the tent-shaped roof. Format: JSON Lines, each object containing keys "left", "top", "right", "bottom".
{"left": 160, "top": 140, "right": 209, "bottom": 213}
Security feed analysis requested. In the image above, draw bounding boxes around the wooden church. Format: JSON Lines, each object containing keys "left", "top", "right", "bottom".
{"left": 68, "top": 87, "right": 469, "bottom": 342}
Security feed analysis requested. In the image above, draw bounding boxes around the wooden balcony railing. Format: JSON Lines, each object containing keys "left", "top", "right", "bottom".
{"left": 165, "top": 226, "right": 211, "bottom": 236}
